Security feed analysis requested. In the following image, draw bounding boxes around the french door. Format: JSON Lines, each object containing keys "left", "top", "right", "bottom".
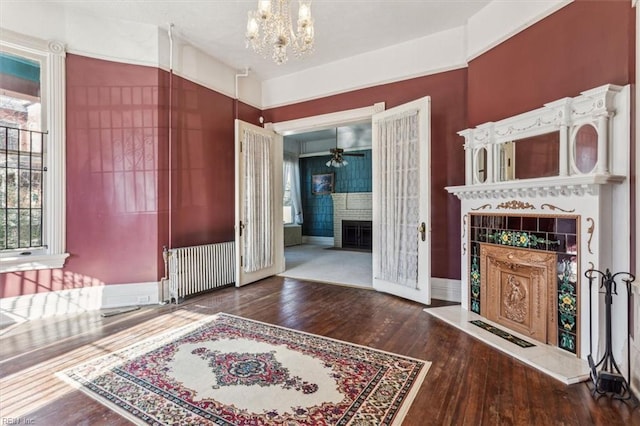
{"left": 234, "top": 119, "right": 284, "bottom": 286}
{"left": 372, "top": 97, "right": 431, "bottom": 304}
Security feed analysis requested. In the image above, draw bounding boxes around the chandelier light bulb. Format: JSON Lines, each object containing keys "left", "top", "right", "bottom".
{"left": 258, "top": 0, "right": 272, "bottom": 19}
{"left": 246, "top": 13, "right": 259, "bottom": 40}
{"left": 298, "top": 2, "right": 311, "bottom": 25}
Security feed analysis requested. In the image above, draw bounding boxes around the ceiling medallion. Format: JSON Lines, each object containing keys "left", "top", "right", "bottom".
{"left": 245, "top": 0, "right": 314, "bottom": 65}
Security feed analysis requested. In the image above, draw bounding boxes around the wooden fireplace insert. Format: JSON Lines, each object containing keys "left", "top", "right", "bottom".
{"left": 480, "top": 244, "right": 557, "bottom": 345}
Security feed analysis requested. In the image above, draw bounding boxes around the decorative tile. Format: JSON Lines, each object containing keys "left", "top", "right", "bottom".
{"left": 559, "top": 330, "right": 577, "bottom": 353}
{"left": 557, "top": 218, "right": 577, "bottom": 234}
{"left": 538, "top": 217, "right": 556, "bottom": 232}
{"left": 522, "top": 217, "right": 537, "bottom": 231}
{"left": 471, "top": 299, "right": 480, "bottom": 314}
{"left": 558, "top": 292, "right": 577, "bottom": 315}
{"left": 469, "top": 214, "right": 579, "bottom": 356}
{"left": 470, "top": 253, "right": 481, "bottom": 314}
{"left": 507, "top": 216, "right": 522, "bottom": 230}
{"left": 559, "top": 312, "right": 577, "bottom": 333}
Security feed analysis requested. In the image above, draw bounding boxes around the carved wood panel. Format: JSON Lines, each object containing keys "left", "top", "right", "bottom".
{"left": 480, "top": 244, "right": 557, "bottom": 345}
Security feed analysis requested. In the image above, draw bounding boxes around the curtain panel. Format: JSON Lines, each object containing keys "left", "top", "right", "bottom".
{"left": 375, "top": 111, "right": 420, "bottom": 288}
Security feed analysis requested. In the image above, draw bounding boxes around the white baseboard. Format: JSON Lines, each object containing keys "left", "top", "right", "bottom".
{"left": 301, "top": 236, "right": 334, "bottom": 245}
{"left": 431, "top": 277, "right": 462, "bottom": 303}
{"left": 0, "top": 281, "right": 160, "bottom": 327}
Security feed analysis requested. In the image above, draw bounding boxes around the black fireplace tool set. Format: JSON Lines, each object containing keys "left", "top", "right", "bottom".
{"left": 585, "top": 268, "right": 636, "bottom": 403}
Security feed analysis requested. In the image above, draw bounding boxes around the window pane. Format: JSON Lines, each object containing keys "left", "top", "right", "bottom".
{"left": 31, "top": 209, "right": 42, "bottom": 246}
{"left": 31, "top": 170, "right": 42, "bottom": 207}
{"left": 6, "top": 170, "right": 17, "bottom": 207}
{"left": 19, "top": 170, "right": 31, "bottom": 208}
{"left": 283, "top": 206, "right": 293, "bottom": 224}
{"left": 19, "top": 209, "right": 30, "bottom": 247}
{"left": 0, "top": 209, "right": 4, "bottom": 249}
{"left": 6, "top": 209, "right": 18, "bottom": 248}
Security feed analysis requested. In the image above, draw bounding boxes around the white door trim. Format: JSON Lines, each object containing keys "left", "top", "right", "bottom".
{"left": 266, "top": 103, "right": 386, "bottom": 135}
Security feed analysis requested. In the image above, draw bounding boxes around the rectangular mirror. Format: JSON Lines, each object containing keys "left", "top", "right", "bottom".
{"left": 503, "top": 132, "right": 560, "bottom": 180}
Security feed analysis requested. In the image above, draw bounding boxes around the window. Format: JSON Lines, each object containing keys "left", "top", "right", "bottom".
{"left": 0, "top": 31, "right": 68, "bottom": 272}
{"left": 283, "top": 153, "right": 302, "bottom": 225}
{"left": 283, "top": 168, "right": 293, "bottom": 224}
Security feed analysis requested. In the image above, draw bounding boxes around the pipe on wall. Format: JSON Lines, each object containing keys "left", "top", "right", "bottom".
{"left": 234, "top": 67, "right": 249, "bottom": 120}
{"left": 168, "top": 23, "right": 174, "bottom": 249}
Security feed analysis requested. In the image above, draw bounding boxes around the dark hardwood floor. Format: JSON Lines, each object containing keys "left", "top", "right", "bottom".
{"left": 1, "top": 276, "right": 638, "bottom": 425}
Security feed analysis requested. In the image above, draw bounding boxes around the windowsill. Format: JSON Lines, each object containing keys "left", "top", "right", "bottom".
{"left": 0, "top": 253, "right": 69, "bottom": 273}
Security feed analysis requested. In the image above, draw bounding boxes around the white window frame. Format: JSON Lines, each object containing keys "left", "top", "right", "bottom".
{"left": 0, "top": 30, "right": 68, "bottom": 272}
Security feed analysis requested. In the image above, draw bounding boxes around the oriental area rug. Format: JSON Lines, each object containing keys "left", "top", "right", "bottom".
{"left": 58, "top": 313, "right": 430, "bottom": 425}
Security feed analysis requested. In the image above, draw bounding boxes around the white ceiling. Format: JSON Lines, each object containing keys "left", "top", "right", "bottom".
{"left": 42, "top": 0, "right": 492, "bottom": 81}
{"left": 285, "top": 122, "right": 371, "bottom": 144}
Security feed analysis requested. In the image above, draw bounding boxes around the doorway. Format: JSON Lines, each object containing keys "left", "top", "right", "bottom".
{"left": 268, "top": 98, "right": 432, "bottom": 305}
{"left": 278, "top": 122, "right": 374, "bottom": 288}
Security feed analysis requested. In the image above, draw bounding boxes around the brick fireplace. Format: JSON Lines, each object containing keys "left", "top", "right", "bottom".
{"left": 330, "top": 192, "right": 372, "bottom": 248}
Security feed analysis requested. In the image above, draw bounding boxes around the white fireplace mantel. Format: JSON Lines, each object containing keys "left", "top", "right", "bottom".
{"left": 446, "top": 173, "right": 625, "bottom": 200}
{"left": 446, "top": 84, "right": 632, "bottom": 369}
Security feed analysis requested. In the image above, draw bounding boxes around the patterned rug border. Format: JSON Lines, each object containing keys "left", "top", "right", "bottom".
{"left": 57, "top": 312, "right": 431, "bottom": 425}
{"left": 468, "top": 319, "right": 536, "bottom": 348}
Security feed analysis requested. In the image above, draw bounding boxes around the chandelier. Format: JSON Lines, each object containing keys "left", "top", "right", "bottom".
{"left": 245, "top": 0, "right": 315, "bottom": 65}
{"left": 326, "top": 155, "right": 348, "bottom": 168}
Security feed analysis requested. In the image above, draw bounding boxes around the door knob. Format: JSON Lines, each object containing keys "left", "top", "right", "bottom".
{"left": 418, "top": 222, "right": 426, "bottom": 242}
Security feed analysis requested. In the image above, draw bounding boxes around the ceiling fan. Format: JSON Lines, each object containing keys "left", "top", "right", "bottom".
{"left": 326, "top": 128, "right": 365, "bottom": 168}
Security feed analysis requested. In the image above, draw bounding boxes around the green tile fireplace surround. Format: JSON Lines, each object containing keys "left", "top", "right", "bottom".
{"left": 468, "top": 213, "right": 579, "bottom": 354}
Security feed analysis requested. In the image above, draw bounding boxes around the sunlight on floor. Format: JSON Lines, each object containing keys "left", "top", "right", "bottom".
{"left": 0, "top": 310, "right": 210, "bottom": 418}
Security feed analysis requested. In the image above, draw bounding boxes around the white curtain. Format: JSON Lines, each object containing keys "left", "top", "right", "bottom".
{"left": 242, "top": 128, "right": 274, "bottom": 273}
{"left": 283, "top": 153, "right": 303, "bottom": 224}
{"left": 375, "top": 110, "right": 420, "bottom": 288}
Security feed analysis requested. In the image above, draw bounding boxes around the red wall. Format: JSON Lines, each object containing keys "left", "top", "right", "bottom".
{"left": 0, "top": 55, "right": 259, "bottom": 298}
{"left": 468, "top": 0, "right": 634, "bottom": 126}
{"left": 0, "top": 0, "right": 634, "bottom": 297}
{"left": 168, "top": 76, "right": 234, "bottom": 248}
{"left": 264, "top": 69, "right": 468, "bottom": 280}
{"left": 264, "top": 0, "right": 635, "bottom": 281}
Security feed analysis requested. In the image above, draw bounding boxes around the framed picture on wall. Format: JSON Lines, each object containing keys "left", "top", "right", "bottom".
{"left": 311, "top": 173, "right": 334, "bottom": 195}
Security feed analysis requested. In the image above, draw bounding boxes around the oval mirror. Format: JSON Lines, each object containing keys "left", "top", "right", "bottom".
{"left": 574, "top": 124, "right": 598, "bottom": 174}
{"left": 475, "top": 147, "right": 487, "bottom": 183}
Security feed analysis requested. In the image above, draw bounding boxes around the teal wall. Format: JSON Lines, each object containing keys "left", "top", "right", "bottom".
{"left": 299, "top": 149, "right": 371, "bottom": 237}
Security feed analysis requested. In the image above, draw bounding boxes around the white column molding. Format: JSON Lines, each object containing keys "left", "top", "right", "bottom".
{"left": 558, "top": 101, "right": 572, "bottom": 177}
{"left": 595, "top": 114, "right": 609, "bottom": 175}
{"left": 464, "top": 141, "right": 473, "bottom": 185}
{"left": 45, "top": 40, "right": 67, "bottom": 256}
